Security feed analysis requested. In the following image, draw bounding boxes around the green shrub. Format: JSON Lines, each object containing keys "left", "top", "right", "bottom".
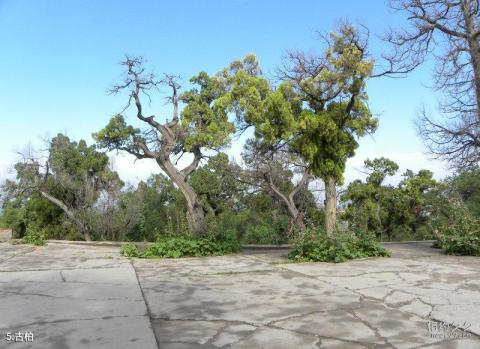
{"left": 132, "top": 237, "right": 241, "bottom": 259}
{"left": 120, "top": 243, "right": 140, "bottom": 257}
{"left": 20, "top": 225, "right": 46, "bottom": 246}
{"left": 433, "top": 209, "right": 480, "bottom": 256}
{"left": 288, "top": 228, "right": 391, "bottom": 263}
{"left": 243, "top": 224, "right": 283, "bottom": 245}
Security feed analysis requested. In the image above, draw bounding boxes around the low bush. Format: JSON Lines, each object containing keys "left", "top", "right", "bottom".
{"left": 120, "top": 237, "right": 241, "bottom": 259}
{"left": 288, "top": 228, "right": 391, "bottom": 263}
{"left": 120, "top": 243, "right": 140, "bottom": 257}
{"left": 19, "top": 225, "right": 46, "bottom": 246}
{"left": 142, "top": 237, "right": 240, "bottom": 258}
{"left": 242, "top": 224, "right": 284, "bottom": 245}
{"left": 433, "top": 209, "right": 480, "bottom": 256}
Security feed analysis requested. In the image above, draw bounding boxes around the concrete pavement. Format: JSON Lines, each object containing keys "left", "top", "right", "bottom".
{"left": 0, "top": 242, "right": 157, "bottom": 349}
{"left": 1, "top": 241, "right": 480, "bottom": 348}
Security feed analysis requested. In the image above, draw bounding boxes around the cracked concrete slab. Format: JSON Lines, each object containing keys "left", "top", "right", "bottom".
{"left": 0, "top": 242, "right": 157, "bottom": 349}
{"left": 136, "top": 266, "right": 360, "bottom": 325}
{"left": 135, "top": 242, "right": 480, "bottom": 348}
{"left": 273, "top": 308, "right": 384, "bottom": 345}
{"left": 229, "top": 327, "right": 320, "bottom": 349}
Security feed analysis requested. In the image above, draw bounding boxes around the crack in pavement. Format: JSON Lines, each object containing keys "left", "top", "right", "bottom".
{"left": 59, "top": 271, "right": 66, "bottom": 282}
{"left": 0, "top": 265, "right": 130, "bottom": 272}
{"left": 0, "top": 290, "right": 143, "bottom": 301}
{"left": 348, "top": 309, "right": 396, "bottom": 348}
{"left": 131, "top": 260, "right": 161, "bottom": 349}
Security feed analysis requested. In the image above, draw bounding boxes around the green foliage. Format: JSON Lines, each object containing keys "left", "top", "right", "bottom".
{"left": 20, "top": 224, "right": 46, "bottom": 246}
{"left": 1, "top": 200, "right": 27, "bottom": 238}
{"left": 433, "top": 208, "right": 480, "bottom": 256}
{"left": 447, "top": 167, "right": 480, "bottom": 218}
{"left": 92, "top": 115, "right": 141, "bottom": 152}
{"left": 288, "top": 228, "right": 391, "bottom": 263}
{"left": 180, "top": 72, "right": 235, "bottom": 150}
{"left": 243, "top": 224, "right": 283, "bottom": 245}
{"left": 1, "top": 194, "right": 69, "bottom": 239}
{"left": 140, "top": 237, "right": 241, "bottom": 258}
{"left": 2, "top": 133, "right": 123, "bottom": 241}
{"left": 342, "top": 161, "right": 445, "bottom": 241}
{"left": 364, "top": 157, "right": 399, "bottom": 186}
{"left": 222, "top": 42, "right": 377, "bottom": 186}
{"left": 190, "top": 153, "right": 243, "bottom": 217}
{"left": 132, "top": 174, "right": 188, "bottom": 241}
{"left": 120, "top": 243, "right": 140, "bottom": 257}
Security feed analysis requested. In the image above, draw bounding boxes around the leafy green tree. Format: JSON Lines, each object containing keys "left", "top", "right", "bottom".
{"left": 448, "top": 167, "right": 480, "bottom": 218}
{"left": 397, "top": 169, "right": 442, "bottom": 237}
{"left": 1, "top": 134, "right": 121, "bottom": 241}
{"left": 279, "top": 24, "right": 377, "bottom": 235}
{"left": 94, "top": 58, "right": 235, "bottom": 235}
{"left": 219, "top": 24, "right": 377, "bottom": 235}
{"left": 342, "top": 158, "right": 399, "bottom": 238}
{"left": 341, "top": 160, "right": 448, "bottom": 241}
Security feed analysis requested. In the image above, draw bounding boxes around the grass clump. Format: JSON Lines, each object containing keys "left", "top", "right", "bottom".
{"left": 288, "top": 228, "right": 391, "bottom": 263}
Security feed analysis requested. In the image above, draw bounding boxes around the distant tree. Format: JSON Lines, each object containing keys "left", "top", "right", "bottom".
{"left": 94, "top": 58, "right": 235, "bottom": 235}
{"left": 398, "top": 169, "right": 442, "bottom": 237}
{"left": 131, "top": 174, "right": 188, "bottom": 241}
{"left": 342, "top": 158, "right": 399, "bottom": 238}
{"left": 1, "top": 134, "right": 121, "bottom": 241}
{"left": 86, "top": 179, "right": 139, "bottom": 241}
{"left": 242, "top": 140, "right": 313, "bottom": 231}
{"left": 341, "top": 161, "right": 448, "bottom": 241}
{"left": 384, "top": 0, "right": 480, "bottom": 168}
{"left": 447, "top": 167, "right": 480, "bottom": 217}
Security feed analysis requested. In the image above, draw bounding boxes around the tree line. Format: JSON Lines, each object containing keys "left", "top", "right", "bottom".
{"left": 1, "top": 0, "right": 480, "bottom": 246}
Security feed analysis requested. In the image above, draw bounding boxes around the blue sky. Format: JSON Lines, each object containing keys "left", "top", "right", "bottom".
{"left": 0, "top": 0, "right": 446, "bottom": 186}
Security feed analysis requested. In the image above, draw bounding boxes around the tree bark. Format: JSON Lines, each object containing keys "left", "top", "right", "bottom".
{"left": 265, "top": 172, "right": 309, "bottom": 232}
{"left": 324, "top": 177, "right": 337, "bottom": 236}
{"left": 156, "top": 159, "right": 206, "bottom": 235}
{"left": 283, "top": 198, "right": 305, "bottom": 231}
{"left": 462, "top": 0, "right": 480, "bottom": 122}
{"left": 39, "top": 191, "right": 92, "bottom": 241}
{"left": 292, "top": 211, "right": 306, "bottom": 231}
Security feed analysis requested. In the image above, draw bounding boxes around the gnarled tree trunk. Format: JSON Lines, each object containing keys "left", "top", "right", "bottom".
{"left": 157, "top": 158, "right": 206, "bottom": 236}
{"left": 40, "top": 191, "right": 92, "bottom": 241}
{"left": 324, "top": 177, "right": 337, "bottom": 236}
{"left": 266, "top": 171, "right": 310, "bottom": 232}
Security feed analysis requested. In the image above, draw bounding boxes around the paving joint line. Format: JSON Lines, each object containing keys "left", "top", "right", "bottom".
{"left": 131, "top": 260, "right": 161, "bottom": 349}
